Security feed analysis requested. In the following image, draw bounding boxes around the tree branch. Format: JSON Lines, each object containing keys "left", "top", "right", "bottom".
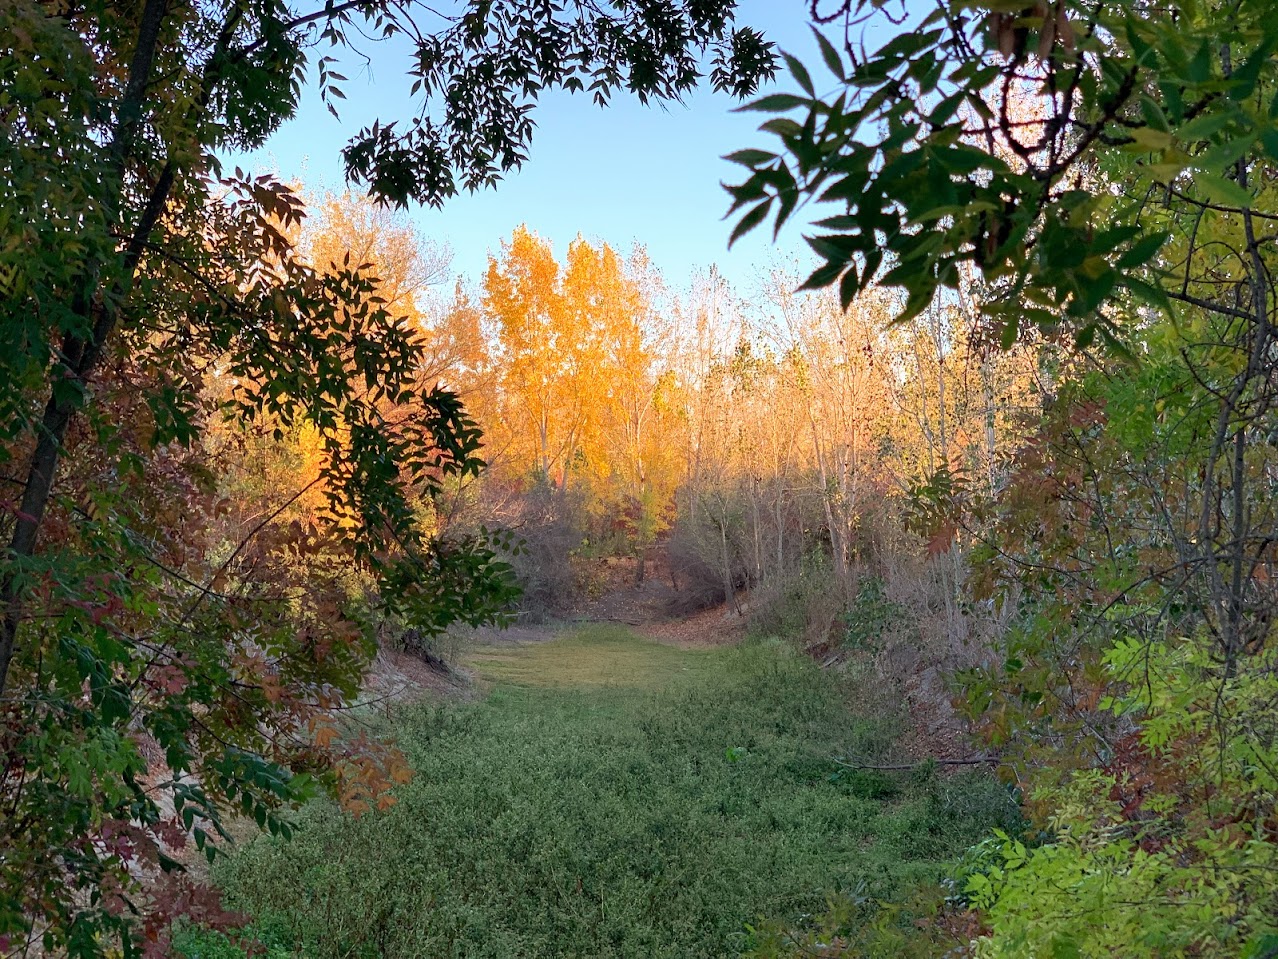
{"left": 834, "top": 755, "right": 998, "bottom": 771}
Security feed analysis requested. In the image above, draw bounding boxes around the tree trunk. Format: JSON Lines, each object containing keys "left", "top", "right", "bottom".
{"left": 0, "top": 0, "right": 172, "bottom": 698}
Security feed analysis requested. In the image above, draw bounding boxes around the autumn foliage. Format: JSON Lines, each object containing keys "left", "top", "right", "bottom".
{"left": 412, "top": 223, "right": 1037, "bottom": 636}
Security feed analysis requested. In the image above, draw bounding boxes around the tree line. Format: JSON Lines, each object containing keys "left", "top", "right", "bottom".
{"left": 353, "top": 214, "right": 1037, "bottom": 634}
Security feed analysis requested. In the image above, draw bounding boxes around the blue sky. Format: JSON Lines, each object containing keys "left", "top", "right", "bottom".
{"left": 231, "top": 1, "right": 843, "bottom": 293}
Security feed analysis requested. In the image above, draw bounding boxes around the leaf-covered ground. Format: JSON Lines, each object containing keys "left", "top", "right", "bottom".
{"left": 190, "top": 627, "right": 1015, "bottom": 958}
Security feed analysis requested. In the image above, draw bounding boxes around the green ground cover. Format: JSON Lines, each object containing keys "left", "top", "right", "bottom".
{"left": 184, "top": 627, "right": 1014, "bottom": 958}
{"left": 463, "top": 623, "right": 717, "bottom": 690}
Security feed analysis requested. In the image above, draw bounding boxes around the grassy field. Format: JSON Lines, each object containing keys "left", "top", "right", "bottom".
{"left": 188, "top": 627, "right": 1014, "bottom": 958}
{"left": 463, "top": 623, "right": 718, "bottom": 689}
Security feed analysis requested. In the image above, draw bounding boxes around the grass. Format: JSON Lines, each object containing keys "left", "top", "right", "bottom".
{"left": 198, "top": 627, "right": 1016, "bottom": 958}
{"left": 463, "top": 623, "right": 716, "bottom": 689}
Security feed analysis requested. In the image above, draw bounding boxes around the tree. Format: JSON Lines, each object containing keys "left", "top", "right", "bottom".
{"left": 770, "top": 277, "right": 895, "bottom": 592}
{"left": 304, "top": 191, "right": 454, "bottom": 323}
{"left": 727, "top": 2, "right": 1278, "bottom": 954}
{"left": 591, "top": 247, "right": 681, "bottom": 582}
{"left": 482, "top": 226, "right": 580, "bottom": 485}
{"left": 479, "top": 228, "right": 680, "bottom": 572}
{"left": 0, "top": 0, "right": 774, "bottom": 953}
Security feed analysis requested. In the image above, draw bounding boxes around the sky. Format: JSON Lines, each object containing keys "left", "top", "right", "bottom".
{"left": 229, "top": 1, "right": 850, "bottom": 294}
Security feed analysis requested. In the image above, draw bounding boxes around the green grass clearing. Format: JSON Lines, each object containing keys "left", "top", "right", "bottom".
{"left": 198, "top": 628, "right": 1016, "bottom": 958}
{"left": 464, "top": 623, "right": 716, "bottom": 689}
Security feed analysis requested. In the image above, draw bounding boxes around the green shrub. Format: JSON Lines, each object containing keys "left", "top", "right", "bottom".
{"left": 841, "top": 576, "right": 908, "bottom": 651}
{"left": 172, "top": 920, "right": 294, "bottom": 959}
{"left": 747, "top": 556, "right": 846, "bottom": 645}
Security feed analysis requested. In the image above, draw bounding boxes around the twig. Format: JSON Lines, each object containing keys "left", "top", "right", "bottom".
{"left": 834, "top": 755, "right": 998, "bottom": 771}
{"left": 178, "top": 476, "right": 324, "bottom": 626}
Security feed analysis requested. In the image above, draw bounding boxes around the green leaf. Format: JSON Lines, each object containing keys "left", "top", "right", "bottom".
{"left": 1124, "top": 15, "right": 1154, "bottom": 63}
{"left": 782, "top": 52, "right": 814, "bottom": 97}
{"left": 1176, "top": 112, "right": 1234, "bottom": 142}
{"left": 839, "top": 263, "right": 861, "bottom": 311}
{"left": 933, "top": 144, "right": 998, "bottom": 174}
{"left": 51, "top": 372, "right": 87, "bottom": 410}
{"left": 999, "top": 315, "right": 1019, "bottom": 350}
{"left": 1116, "top": 231, "right": 1169, "bottom": 269}
{"left": 722, "top": 149, "right": 775, "bottom": 167}
{"left": 1229, "top": 38, "right": 1274, "bottom": 100}
{"left": 799, "top": 259, "right": 845, "bottom": 290}
{"left": 729, "top": 201, "right": 771, "bottom": 247}
{"left": 157, "top": 851, "right": 185, "bottom": 874}
{"left": 1194, "top": 134, "right": 1253, "bottom": 171}
{"left": 1188, "top": 40, "right": 1212, "bottom": 83}
{"left": 1122, "top": 275, "right": 1174, "bottom": 316}
{"left": 735, "top": 93, "right": 809, "bottom": 113}
{"left": 811, "top": 28, "right": 844, "bottom": 81}
{"left": 759, "top": 117, "right": 804, "bottom": 138}
{"left": 1243, "top": 933, "right": 1278, "bottom": 959}
{"left": 1261, "top": 128, "right": 1278, "bottom": 162}
{"left": 1140, "top": 95, "right": 1170, "bottom": 132}
{"left": 1196, "top": 173, "right": 1253, "bottom": 209}
{"left": 929, "top": 91, "right": 965, "bottom": 126}
{"left": 1128, "top": 127, "right": 1174, "bottom": 151}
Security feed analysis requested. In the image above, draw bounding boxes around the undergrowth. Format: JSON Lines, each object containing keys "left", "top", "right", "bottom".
{"left": 187, "top": 628, "right": 1015, "bottom": 958}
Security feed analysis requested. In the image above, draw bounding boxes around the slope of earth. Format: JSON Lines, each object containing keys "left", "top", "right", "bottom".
{"left": 566, "top": 553, "right": 747, "bottom": 647}
{"left": 194, "top": 625, "right": 1016, "bottom": 958}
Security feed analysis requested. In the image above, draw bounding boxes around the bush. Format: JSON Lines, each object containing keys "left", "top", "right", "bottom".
{"left": 841, "top": 575, "right": 908, "bottom": 651}
{"left": 507, "top": 485, "right": 592, "bottom": 618}
{"left": 173, "top": 921, "right": 294, "bottom": 958}
{"left": 665, "top": 508, "right": 746, "bottom": 612}
{"left": 451, "top": 476, "right": 591, "bottom": 620}
{"left": 747, "top": 557, "right": 847, "bottom": 648}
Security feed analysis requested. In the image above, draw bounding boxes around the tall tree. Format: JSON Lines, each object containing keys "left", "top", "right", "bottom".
{"left": 483, "top": 226, "right": 578, "bottom": 484}
{"left": 0, "top": 1, "right": 774, "bottom": 952}
{"left": 728, "top": 3, "right": 1278, "bottom": 953}
{"left": 305, "top": 192, "right": 453, "bottom": 322}
{"left": 772, "top": 279, "right": 894, "bottom": 590}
